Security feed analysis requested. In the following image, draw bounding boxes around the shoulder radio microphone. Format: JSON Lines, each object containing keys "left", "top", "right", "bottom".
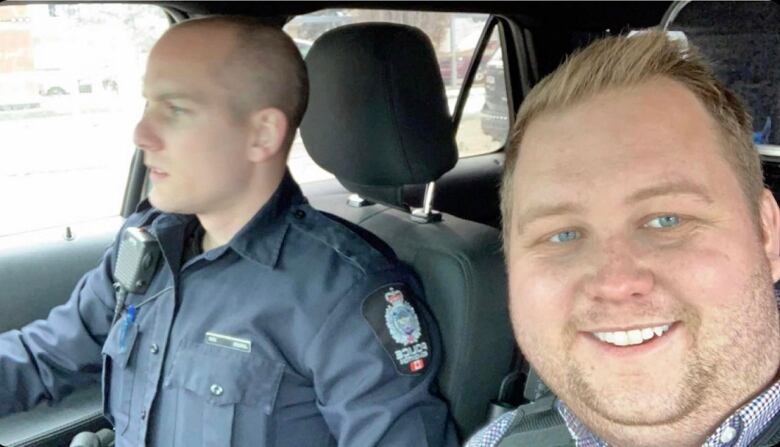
{"left": 111, "top": 227, "right": 161, "bottom": 326}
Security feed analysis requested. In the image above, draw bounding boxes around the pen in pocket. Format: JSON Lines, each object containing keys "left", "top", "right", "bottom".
{"left": 118, "top": 305, "right": 136, "bottom": 354}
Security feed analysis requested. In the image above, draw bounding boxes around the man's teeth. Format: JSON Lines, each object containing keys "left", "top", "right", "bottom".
{"left": 593, "top": 324, "right": 671, "bottom": 347}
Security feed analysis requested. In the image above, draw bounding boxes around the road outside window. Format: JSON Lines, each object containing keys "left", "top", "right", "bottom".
{"left": 0, "top": 4, "right": 169, "bottom": 237}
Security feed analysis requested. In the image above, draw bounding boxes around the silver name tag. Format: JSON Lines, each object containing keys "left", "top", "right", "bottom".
{"left": 205, "top": 332, "right": 252, "bottom": 353}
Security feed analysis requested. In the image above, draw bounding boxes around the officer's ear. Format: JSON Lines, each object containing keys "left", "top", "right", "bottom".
{"left": 246, "top": 107, "right": 288, "bottom": 163}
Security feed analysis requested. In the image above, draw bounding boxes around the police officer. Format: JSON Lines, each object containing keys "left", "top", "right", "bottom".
{"left": 0, "top": 17, "right": 457, "bottom": 446}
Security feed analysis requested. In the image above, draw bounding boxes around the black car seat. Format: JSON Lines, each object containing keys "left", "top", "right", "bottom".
{"left": 299, "top": 23, "right": 515, "bottom": 438}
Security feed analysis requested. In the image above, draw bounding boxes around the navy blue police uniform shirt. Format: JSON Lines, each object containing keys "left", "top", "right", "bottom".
{"left": 0, "top": 172, "right": 458, "bottom": 446}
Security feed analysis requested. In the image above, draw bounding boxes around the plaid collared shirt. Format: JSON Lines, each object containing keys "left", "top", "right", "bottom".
{"left": 465, "top": 380, "right": 780, "bottom": 447}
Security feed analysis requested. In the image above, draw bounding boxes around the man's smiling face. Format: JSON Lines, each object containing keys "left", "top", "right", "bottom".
{"left": 506, "top": 76, "right": 780, "bottom": 438}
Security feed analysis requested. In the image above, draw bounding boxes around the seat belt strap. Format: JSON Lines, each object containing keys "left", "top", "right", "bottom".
{"left": 751, "top": 410, "right": 780, "bottom": 446}
{"left": 496, "top": 395, "right": 575, "bottom": 447}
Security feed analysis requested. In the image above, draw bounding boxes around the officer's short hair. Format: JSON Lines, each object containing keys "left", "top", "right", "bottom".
{"left": 176, "top": 16, "right": 309, "bottom": 144}
{"left": 501, "top": 30, "right": 761, "bottom": 246}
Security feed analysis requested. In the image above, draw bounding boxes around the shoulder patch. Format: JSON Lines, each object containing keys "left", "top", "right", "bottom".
{"left": 362, "top": 283, "right": 431, "bottom": 375}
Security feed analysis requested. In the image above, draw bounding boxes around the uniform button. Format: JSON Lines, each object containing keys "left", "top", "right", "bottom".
{"left": 720, "top": 426, "right": 737, "bottom": 443}
{"left": 140, "top": 409, "right": 147, "bottom": 420}
{"left": 150, "top": 344, "right": 159, "bottom": 354}
{"left": 210, "top": 384, "right": 224, "bottom": 396}
{"left": 293, "top": 209, "right": 305, "bottom": 219}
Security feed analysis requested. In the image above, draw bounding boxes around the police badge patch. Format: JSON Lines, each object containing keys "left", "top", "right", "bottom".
{"left": 362, "top": 283, "right": 431, "bottom": 375}
{"left": 384, "top": 288, "right": 421, "bottom": 345}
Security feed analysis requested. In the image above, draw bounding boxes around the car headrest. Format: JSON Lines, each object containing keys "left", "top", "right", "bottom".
{"left": 300, "top": 23, "right": 458, "bottom": 205}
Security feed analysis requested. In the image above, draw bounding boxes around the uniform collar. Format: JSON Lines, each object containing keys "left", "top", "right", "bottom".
{"left": 148, "top": 170, "right": 305, "bottom": 269}
{"left": 222, "top": 170, "right": 305, "bottom": 268}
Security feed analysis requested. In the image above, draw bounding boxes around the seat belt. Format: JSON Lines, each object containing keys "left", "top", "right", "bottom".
{"left": 491, "top": 368, "right": 574, "bottom": 447}
{"left": 495, "top": 394, "right": 574, "bottom": 447}
{"left": 487, "top": 353, "right": 529, "bottom": 422}
{"left": 751, "top": 410, "right": 780, "bottom": 446}
{"left": 521, "top": 366, "right": 551, "bottom": 401}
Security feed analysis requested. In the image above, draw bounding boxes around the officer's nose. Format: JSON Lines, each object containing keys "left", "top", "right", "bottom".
{"left": 583, "top": 237, "right": 654, "bottom": 303}
{"left": 133, "top": 114, "right": 163, "bottom": 153}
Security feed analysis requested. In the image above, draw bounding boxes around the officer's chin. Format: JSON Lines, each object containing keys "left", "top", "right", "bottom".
{"left": 147, "top": 193, "right": 183, "bottom": 214}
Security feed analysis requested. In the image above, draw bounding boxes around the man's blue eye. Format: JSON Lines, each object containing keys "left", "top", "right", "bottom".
{"left": 549, "top": 230, "right": 579, "bottom": 243}
{"left": 646, "top": 215, "right": 680, "bottom": 229}
{"left": 167, "top": 104, "right": 186, "bottom": 116}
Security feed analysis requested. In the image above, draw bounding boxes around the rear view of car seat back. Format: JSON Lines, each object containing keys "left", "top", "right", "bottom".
{"left": 300, "top": 23, "right": 516, "bottom": 439}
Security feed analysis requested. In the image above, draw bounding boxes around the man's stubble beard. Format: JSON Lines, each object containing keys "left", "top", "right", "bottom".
{"left": 564, "top": 301, "right": 708, "bottom": 428}
{"left": 514, "top": 262, "right": 780, "bottom": 446}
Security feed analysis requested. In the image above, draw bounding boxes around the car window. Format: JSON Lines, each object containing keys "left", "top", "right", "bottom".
{"left": 284, "top": 9, "right": 496, "bottom": 183}
{"left": 455, "top": 25, "right": 509, "bottom": 156}
{"left": 0, "top": 3, "right": 169, "bottom": 238}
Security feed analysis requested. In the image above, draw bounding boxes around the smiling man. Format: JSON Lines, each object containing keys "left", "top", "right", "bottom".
{"left": 0, "top": 16, "right": 456, "bottom": 447}
{"left": 468, "top": 31, "right": 780, "bottom": 446}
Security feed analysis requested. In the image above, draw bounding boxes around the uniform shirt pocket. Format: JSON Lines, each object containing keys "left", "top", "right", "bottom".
{"left": 165, "top": 342, "right": 285, "bottom": 447}
{"left": 101, "top": 318, "right": 140, "bottom": 434}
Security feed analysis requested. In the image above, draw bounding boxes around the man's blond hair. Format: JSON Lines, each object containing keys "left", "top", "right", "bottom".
{"left": 501, "top": 30, "right": 762, "bottom": 243}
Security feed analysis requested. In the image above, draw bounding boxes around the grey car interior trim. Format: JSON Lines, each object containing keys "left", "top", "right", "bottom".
{"left": 660, "top": 0, "right": 690, "bottom": 30}
{"left": 347, "top": 193, "right": 374, "bottom": 208}
{"left": 758, "top": 144, "right": 780, "bottom": 159}
{"left": 0, "top": 384, "right": 102, "bottom": 447}
{"left": 0, "top": 218, "right": 120, "bottom": 333}
{"left": 410, "top": 181, "right": 443, "bottom": 224}
{"left": 451, "top": 17, "right": 498, "bottom": 129}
